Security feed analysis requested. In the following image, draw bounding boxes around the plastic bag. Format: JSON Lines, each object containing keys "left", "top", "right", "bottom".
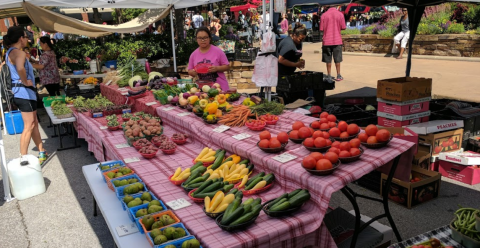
{"left": 252, "top": 54, "right": 278, "bottom": 87}
{"left": 261, "top": 27, "right": 276, "bottom": 53}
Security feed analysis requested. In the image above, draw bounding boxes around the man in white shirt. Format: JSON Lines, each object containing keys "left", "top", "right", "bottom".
{"left": 192, "top": 12, "right": 204, "bottom": 29}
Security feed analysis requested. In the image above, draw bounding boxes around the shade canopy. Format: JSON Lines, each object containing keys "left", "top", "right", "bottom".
{"left": 230, "top": 3, "right": 260, "bottom": 12}
{"left": 0, "top": 0, "right": 220, "bottom": 9}
{"left": 287, "top": 0, "right": 350, "bottom": 8}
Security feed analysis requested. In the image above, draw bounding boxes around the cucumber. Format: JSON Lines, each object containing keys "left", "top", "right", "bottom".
{"left": 268, "top": 193, "right": 288, "bottom": 208}
{"left": 192, "top": 166, "right": 207, "bottom": 175}
{"left": 227, "top": 189, "right": 238, "bottom": 196}
{"left": 249, "top": 198, "right": 262, "bottom": 208}
{"left": 184, "top": 170, "right": 201, "bottom": 185}
{"left": 185, "top": 174, "right": 207, "bottom": 186}
{"left": 221, "top": 206, "right": 244, "bottom": 225}
{"left": 211, "top": 150, "right": 226, "bottom": 170}
{"left": 263, "top": 174, "right": 275, "bottom": 185}
{"left": 199, "top": 182, "right": 222, "bottom": 194}
{"left": 186, "top": 182, "right": 204, "bottom": 188}
{"left": 190, "top": 161, "right": 203, "bottom": 171}
{"left": 193, "top": 190, "right": 221, "bottom": 199}
{"left": 245, "top": 177, "right": 263, "bottom": 190}
{"left": 289, "top": 190, "right": 311, "bottom": 207}
{"left": 242, "top": 198, "right": 254, "bottom": 206}
{"left": 214, "top": 149, "right": 224, "bottom": 156}
{"left": 246, "top": 163, "right": 254, "bottom": 172}
{"left": 201, "top": 173, "right": 211, "bottom": 180}
{"left": 223, "top": 184, "right": 234, "bottom": 192}
{"left": 195, "top": 179, "right": 213, "bottom": 194}
{"left": 238, "top": 159, "right": 249, "bottom": 165}
{"left": 269, "top": 198, "right": 287, "bottom": 210}
{"left": 234, "top": 191, "right": 243, "bottom": 199}
{"left": 229, "top": 205, "right": 261, "bottom": 226}
{"left": 246, "top": 172, "right": 265, "bottom": 186}
{"left": 224, "top": 198, "right": 241, "bottom": 219}
{"left": 287, "top": 189, "right": 303, "bottom": 199}
{"left": 270, "top": 201, "right": 291, "bottom": 212}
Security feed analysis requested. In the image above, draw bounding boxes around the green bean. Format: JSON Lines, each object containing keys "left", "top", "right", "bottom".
{"left": 455, "top": 208, "right": 478, "bottom": 214}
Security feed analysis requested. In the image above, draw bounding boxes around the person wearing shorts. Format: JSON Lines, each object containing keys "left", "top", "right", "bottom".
{"left": 320, "top": 6, "right": 346, "bottom": 81}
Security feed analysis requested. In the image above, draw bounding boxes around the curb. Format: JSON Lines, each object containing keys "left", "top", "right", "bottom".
{"left": 340, "top": 52, "right": 480, "bottom": 62}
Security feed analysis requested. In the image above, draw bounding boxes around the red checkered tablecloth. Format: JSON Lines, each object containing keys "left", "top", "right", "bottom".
{"left": 100, "top": 83, "right": 161, "bottom": 116}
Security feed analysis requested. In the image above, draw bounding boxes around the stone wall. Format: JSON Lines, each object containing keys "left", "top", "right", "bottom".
{"left": 343, "top": 34, "right": 480, "bottom": 57}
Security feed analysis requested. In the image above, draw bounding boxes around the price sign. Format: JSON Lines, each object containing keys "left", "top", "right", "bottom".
{"left": 121, "top": 92, "right": 129, "bottom": 96}
{"left": 177, "top": 112, "right": 191, "bottom": 117}
{"left": 100, "top": 126, "right": 108, "bottom": 130}
{"left": 115, "top": 223, "right": 139, "bottom": 237}
{"left": 162, "top": 107, "right": 175, "bottom": 111}
{"left": 145, "top": 102, "right": 157, "bottom": 106}
{"left": 66, "top": 104, "right": 74, "bottom": 107}
{"left": 118, "top": 87, "right": 129, "bottom": 91}
{"left": 124, "top": 157, "right": 140, "bottom": 163}
{"left": 232, "top": 133, "right": 251, "bottom": 140}
{"left": 213, "top": 125, "right": 230, "bottom": 133}
{"left": 166, "top": 198, "right": 192, "bottom": 210}
{"left": 272, "top": 153, "right": 297, "bottom": 163}
{"left": 115, "top": 143, "right": 130, "bottom": 149}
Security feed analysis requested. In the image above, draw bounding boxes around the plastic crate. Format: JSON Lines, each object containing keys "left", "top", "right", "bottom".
{"left": 115, "top": 182, "right": 148, "bottom": 200}
{"left": 42, "top": 96, "right": 65, "bottom": 107}
{"left": 120, "top": 191, "right": 156, "bottom": 211}
{"left": 152, "top": 235, "right": 202, "bottom": 248}
{"left": 335, "top": 111, "right": 375, "bottom": 122}
{"left": 145, "top": 223, "right": 191, "bottom": 247}
{"left": 139, "top": 210, "right": 180, "bottom": 237}
{"left": 128, "top": 197, "right": 167, "bottom": 230}
{"left": 234, "top": 48, "right": 258, "bottom": 63}
{"left": 325, "top": 104, "right": 362, "bottom": 116}
{"left": 102, "top": 168, "right": 136, "bottom": 191}
{"left": 112, "top": 174, "right": 143, "bottom": 195}
{"left": 97, "top": 160, "right": 126, "bottom": 182}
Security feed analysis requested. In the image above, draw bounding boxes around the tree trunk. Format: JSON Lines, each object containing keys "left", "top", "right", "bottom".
{"left": 92, "top": 8, "right": 103, "bottom": 24}
{"left": 115, "top": 9, "right": 123, "bottom": 24}
{"left": 175, "top": 8, "right": 184, "bottom": 41}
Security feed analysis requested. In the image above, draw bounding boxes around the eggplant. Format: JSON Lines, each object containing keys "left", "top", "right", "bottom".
{"left": 186, "top": 104, "right": 194, "bottom": 112}
{"left": 170, "top": 96, "right": 179, "bottom": 104}
{"left": 250, "top": 95, "right": 262, "bottom": 105}
{"left": 182, "top": 92, "right": 191, "bottom": 98}
{"left": 154, "top": 75, "right": 160, "bottom": 80}
{"left": 128, "top": 89, "right": 146, "bottom": 96}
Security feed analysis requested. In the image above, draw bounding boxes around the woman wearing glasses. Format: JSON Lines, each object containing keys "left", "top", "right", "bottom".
{"left": 188, "top": 26, "right": 230, "bottom": 90}
{"left": 277, "top": 23, "right": 307, "bottom": 76}
{"left": 394, "top": 8, "right": 410, "bottom": 59}
{"left": 3, "top": 26, "right": 47, "bottom": 165}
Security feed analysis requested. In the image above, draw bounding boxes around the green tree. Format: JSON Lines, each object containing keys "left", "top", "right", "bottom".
{"left": 112, "top": 9, "right": 148, "bottom": 24}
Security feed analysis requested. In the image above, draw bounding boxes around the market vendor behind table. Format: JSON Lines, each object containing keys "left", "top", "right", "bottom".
{"left": 188, "top": 26, "right": 230, "bottom": 90}
{"left": 277, "top": 23, "right": 306, "bottom": 76}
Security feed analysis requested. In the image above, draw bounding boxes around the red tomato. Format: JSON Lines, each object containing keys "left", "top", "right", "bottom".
{"left": 302, "top": 156, "right": 317, "bottom": 170}
{"left": 258, "top": 139, "right": 270, "bottom": 148}
{"left": 320, "top": 112, "right": 329, "bottom": 118}
{"left": 312, "top": 131, "right": 323, "bottom": 139}
{"left": 358, "top": 133, "right": 369, "bottom": 143}
{"left": 331, "top": 141, "right": 341, "bottom": 148}
{"left": 309, "top": 128, "right": 315, "bottom": 135}
{"left": 311, "top": 121, "right": 320, "bottom": 129}
{"left": 328, "top": 147, "right": 340, "bottom": 155}
{"left": 327, "top": 114, "right": 337, "bottom": 122}
{"left": 434, "top": 146, "right": 442, "bottom": 154}
{"left": 329, "top": 127, "right": 341, "bottom": 137}
{"left": 347, "top": 124, "right": 360, "bottom": 135}
{"left": 298, "top": 127, "right": 312, "bottom": 139}
{"left": 277, "top": 132, "right": 289, "bottom": 144}
{"left": 310, "top": 152, "right": 324, "bottom": 161}
{"left": 349, "top": 138, "right": 361, "bottom": 148}
{"left": 320, "top": 123, "right": 330, "bottom": 130}
{"left": 269, "top": 139, "right": 282, "bottom": 148}
{"left": 350, "top": 148, "right": 361, "bottom": 156}
{"left": 326, "top": 139, "right": 332, "bottom": 146}
{"left": 376, "top": 129, "right": 391, "bottom": 142}
{"left": 314, "top": 137, "right": 327, "bottom": 148}
{"left": 316, "top": 159, "right": 333, "bottom": 170}
{"left": 289, "top": 130, "right": 300, "bottom": 139}
{"left": 322, "top": 131, "right": 330, "bottom": 139}
{"left": 338, "top": 121, "right": 348, "bottom": 132}
{"left": 328, "top": 121, "right": 337, "bottom": 128}
{"left": 292, "top": 121, "right": 305, "bottom": 130}
{"left": 339, "top": 151, "right": 352, "bottom": 158}
{"left": 367, "top": 136, "right": 378, "bottom": 144}
{"left": 339, "top": 142, "right": 351, "bottom": 151}
{"left": 259, "top": 131, "right": 271, "bottom": 140}
{"left": 319, "top": 118, "right": 328, "bottom": 124}
{"left": 304, "top": 138, "right": 315, "bottom": 147}
{"left": 324, "top": 152, "right": 339, "bottom": 164}
{"left": 339, "top": 132, "right": 350, "bottom": 138}
{"left": 365, "top": 124, "right": 378, "bottom": 136}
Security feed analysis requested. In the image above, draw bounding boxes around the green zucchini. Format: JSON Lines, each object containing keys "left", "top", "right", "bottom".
{"left": 246, "top": 172, "right": 265, "bottom": 186}
{"left": 185, "top": 174, "right": 208, "bottom": 186}
{"left": 227, "top": 189, "right": 238, "bottom": 196}
{"left": 269, "top": 198, "right": 287, "bottom": 210}
{"left": 190, "top": 161, "right": 204, "bottom": 172}
{"left": 195, "top": 179, "right": 213, "bottom": 194}
{"left": 199, "top": 182, "right": 222, "bottom": 194}
{"left": 270, "top": 201, "right": 291, "bottom": 212}
{"left": 245, "top": 177, "right": 263, "bottom": 190}
{"left": 246, "top": 163, "right": 254, "bottom": 172}
{"left": 238, "top": 159, "right": 249, "bottom": 165}
{"left": 186, "top": 182, "right": 204, "bottom": 188}
{"left": 192, "top": 166, "right": 207, "bottom": 175}
{"left": 249, "top": 198, "right": 262, "bottom": 208}
{"left": 229, "top": 205, "right": 261, "bottom": 226}
{"left": 289, "top": 190, "right": 311, "bottom": 207}
{"left": 223, "top": 184, "right": 234, "bottom": 192}
{"left": 263, "top": 174, "right": 275, "bottom": 185}
{"left": 214, "top": 149, "right": 224, "bottom": 156}
{"left": 210, "top": 150, "right": 226, "bottom": 170}
{"left": 224, "top": 198, "right": 241, "bottom": 219}
{"left": 268, "top": 193, "right": 288, "bottom": 208}
{"left": 234, "top": 191, "right": 243, "bottom": 199}
{"left": 193, "top": 190, "right": 221, "bottom": 199}
{"left": 184, "top": 170, "right": 201, "bottom": 185}
{"left": 242, "top": 198, "right": 254, "bottom": 206}
{"left": 287, "top": 189, "right": 303, "bottom": 199}
{"left": 221, "top": 206, "right": 244, "bottom": 225}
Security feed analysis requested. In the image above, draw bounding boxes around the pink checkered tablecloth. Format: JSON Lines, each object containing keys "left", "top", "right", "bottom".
{"left": 100, "top": 83, "right": 128, "bottom": 106}
{"left": 100, "top": 83, "right": 161, "bottom": 116}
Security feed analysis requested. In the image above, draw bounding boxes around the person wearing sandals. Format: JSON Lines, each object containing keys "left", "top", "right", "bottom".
{"left": 3, "top": 26, "right": 48, "bottom": 165}
{"left": 394, "top": 8, "right": 409, "bottom": 59}
{"left": 320, "top": 5, "right": 346, "bottom": 81}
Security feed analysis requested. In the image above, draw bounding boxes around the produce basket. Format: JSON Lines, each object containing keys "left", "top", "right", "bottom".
{"left": 226, "top": 96, "right": 240, "bottom": 102}
{"left": 191, "top": 159, "right": 214, "bottom": 167}
{"left": 476, "top": 212, "right": 480, "bottom": 232}
{"left": 450, "top": 220, "right": 480, "bottom": 248}
{"left": 338, "top": 147, "right": 364, "bottom": 163}
{"left": 246, "top": 121, "right": 266, "bottom": 131}
{"left": 133, "top": 140, "right": 152, "bottom": 150}
{"left": 171, "top": 137, "right": 187, "bottom": 145}
{"left": 195, "top": 80, "right": 214, "bottom": 88}
{"left": 129, "top": 199, "right": 167, "bottom": 233}
{"left": 181, "top": 181, "right": 196, "bottom": 193}
{"left": 107, "top": 125, "right": 120, "bottom": 131}
{"left": 303, "top": 161, "right": 341, "bottom": 176}
{"left": 140, "top": 151, "right": 158, "bottom": 159}
{"left": 194, "top": 111, "right": 204, "bottom": 117}
{"left": 120, "top": 191, "right": 157, "bottom": 211}
{"left": 97, "top": 160, "right": 125, "bottom": 182}
{"left": 43, "top": 95, "right": 65, "bottom": 107}
{"left": 154, "top": 235, "right": 203, "bottom": 248}
{"left": 225, "top": 169, "right": 253, "bottom": 184}
{"left": 235, "top": 181, "right": 274, "bottom": 196}
{"left": 194, "top": 63, "right": 212, "bottom": 74}
{"left": 115, "top": 182, "right": 148, "bottom": 201}
{"left": 146, "top": 223, "right": 191, "bottom": 247}
{"left": 139, "top": 210, "right": 180, "bottom": 237}
{"left": 332, "top": 130, "right": 360, "bottom": 142}
{"left": 215, "top": 213, "right": 258, "bottom": 232}
{"left": 203, "top": 118, "right": 218, "bottom": 125}
{"left": 56, "top": 113, "right": 73, "bottom": 119}
{"left": 168, "top": 174, "right": 186, "bottom": 186}
{"left": 257, "top": 141, "right": 287, "bottom": 153}
{"left": 203, "top": 206, "right": 224, "bottom": 219}
{"left": 262, "top": 198, "right": 304, "bottom": 217}
{"left": 161, "top": 148, "right": 176, "bottom": 155}
{"left": 188, "top": 189, "right": 205, "bottom": 203}
{"left": 287, "top": 130, "right": 304, "bottom": 144}
{"left": 112, "top": 174, "right": 143, "bottom": 196}
{"left": 302, "top": 139, "right": 333, "bottom": 153}
{"left": 102, "top": 168, "right": 135, "bottom": 191}
{"left": 361, "top": 135, "right": 393, "bottom": 149}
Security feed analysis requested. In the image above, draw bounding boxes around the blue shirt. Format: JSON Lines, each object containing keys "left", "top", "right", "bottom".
{"left": 54, "top": 33, "right": 64, "bottom": 40}
{"left": 6, "top": 48, "right": 37, "bottom": 101}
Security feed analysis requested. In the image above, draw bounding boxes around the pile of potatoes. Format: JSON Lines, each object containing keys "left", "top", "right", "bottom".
{"left": 124, "top": 119, "right": 163, "bottom": 139}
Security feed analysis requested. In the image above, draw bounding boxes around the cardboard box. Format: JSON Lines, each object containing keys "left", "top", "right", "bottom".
{"left": 381, "top": 166, "right": 441, "bottom": 208}
{"left": 407, "top": 120, "right": 464, "bottom": 135}
{"left": 377, "top": 111, "right": 431, "bottom": 121}
{"left": 378, "top": 116, "right": 429, "bottom": 127}
{"left": 439, "top": 160, "right": 480, "bottom": 185}
{"left": 379, "top": 127, "right": 419, "bottom": 154}
{"left": 377, "top": 77, "right": 432, "bottom": 102}
{"left": 419, "top": 129, "right": 464, "bottom": 156}
{"left": 413, "top": 145, "right": 432, "bottom": 170}
{"left": 439, "top": 151, "right": 480, "bottom": 165}
{"left": 377, "top": 99, "right": 430, "bottom": 116}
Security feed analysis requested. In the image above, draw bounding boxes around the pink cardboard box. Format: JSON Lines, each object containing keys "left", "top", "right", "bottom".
{"left": 439, "top": 160, "right": 480, "bottom": 185}
{"left": 377, "top": 97, "right": 430, "bottom": 116}
{"left": 378, "top": 116, "right": 430, "bottom": 127}
{"left": 378, "top": 127, "right": 419, "bottom": 154}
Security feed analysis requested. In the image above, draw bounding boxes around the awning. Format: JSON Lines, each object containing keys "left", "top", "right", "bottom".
{"left": 1, "top": 0, "right": 221, "bottom": 9}
{"left": 230, "top": 4, "right": 260, "bottom": 12}
{"left": 287, "top": 0, "right": 350, "bottom": 8}
{"left": 22, "top": 2, "right": 171, "bottom": 37}
{"left": 0, "top": 6, "right": 54, "bottom": 19}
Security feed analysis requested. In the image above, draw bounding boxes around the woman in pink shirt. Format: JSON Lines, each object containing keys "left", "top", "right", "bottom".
{"left": 188, "top": 27, "right": 230, "bottom": 90}
{"left": 280, "top": 14, "right": 289, "bottom": 34}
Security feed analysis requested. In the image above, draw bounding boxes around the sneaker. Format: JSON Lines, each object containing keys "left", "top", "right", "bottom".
{"left": 20, "top": 156, "right": 29, "bottom": 166}
{"left": 39, "top": 151, "right": 48, "bottom": 165}
{"left": 336, "top": 75, "right": 344, "bottom": 81}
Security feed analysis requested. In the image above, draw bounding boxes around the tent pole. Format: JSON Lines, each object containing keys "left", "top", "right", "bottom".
{"left": 170, "top": 8, "right": 177, "bottom": 72}
{"left": 0, "top": 138, "right": 13, "bottom": 202}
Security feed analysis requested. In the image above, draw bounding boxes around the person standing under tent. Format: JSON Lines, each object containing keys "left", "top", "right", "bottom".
{"left": 394, "top": 8, "right": 410, "bottom": 59}
{"left": 3, "top": 26, "right": 47, "bottom": 165}
{"left": 280, "top": 14, "right": 289, "bottom": 36}
{"left": 210, "top": 17, "right": 222, "bottom": 37}
{"left": 32, "top": 37, "right": 60, "bottom": 96}
{"left": 222, "top": 12, "right": 229, "bottom": 24}
{"left": 277, "top": 23, "right": 306, "bottom": 77}
{"left": 238, "top": 11, "right": 246, "bottom": 30}
{"left": 192, "top": 12, "right": 204, "bottom": 29}
{"left": 25, "top": 26, "right": 34, "bottom": 46}
{"left": 320, "top": 5, "right": 346, "bottom": 81}
{"left": 208, "top": 11, "right": 216, "bottom": 26}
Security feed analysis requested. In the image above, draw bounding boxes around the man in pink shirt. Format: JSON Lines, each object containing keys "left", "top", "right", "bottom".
{"left": 320, "top": 6, "right": 346, "bottom": 81}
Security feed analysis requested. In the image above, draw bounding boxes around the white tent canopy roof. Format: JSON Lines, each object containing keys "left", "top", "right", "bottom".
{"left": 0, "top": 0, "right": 218, "bottom": 9}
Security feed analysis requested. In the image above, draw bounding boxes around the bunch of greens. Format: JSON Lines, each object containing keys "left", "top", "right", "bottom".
{"left": 106, "top": 114, "right": 117, "bottom": 122}
{"left": 249, "top": 100, "right": 285, "bottom": 116}
{"left": 52, "top": 104, "right": 73, "bottom": 116}
{"left": 107, "top": 119, "right": 120, "bottom": 127}
{"left": 117, "top": 57, "right": 146, "bottom": 87}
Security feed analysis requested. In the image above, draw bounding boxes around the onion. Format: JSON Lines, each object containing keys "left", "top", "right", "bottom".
{"left": 167, "top": 96, "right": 173, "bottom": 102}
{"left": 213, "top": 83, "right": 221, "bottom": 89}
{"left": 194, "top": 92, "right": 201, "bottom": 97}
{"left": 171, "top": 96, "right": 179, "bottom": 104}
{"left": 202, "top": 85, "right": 210, "bottom": 92}
{"left": 182, "top": 92, "right": 191, "bottom": 98}
{"left": 190, "top": 87, "right": 198, "bottom": 94}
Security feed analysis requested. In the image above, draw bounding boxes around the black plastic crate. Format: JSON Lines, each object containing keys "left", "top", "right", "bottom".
{"left": 335, "top": 111, "right": 375, "bottom": 122}
{"left": 355, "top": 104, "right": 378, "bottom": 115}
{"left": 226, "top": 53, "right": 235, "bottom": 62}
{"left": 235, "top": 48, "right": 258, "bottom": 63}
{"left": 325, "top": 104, "right": 361, "bottom": 115}
{"left": 353, "top": 170, "right": 381, "bottom": 194}
{"left": 275, "top": 90, "right": 310, "bottom": 105}
{"left": 277, "top": 74, "right": 305, "bottom": 92}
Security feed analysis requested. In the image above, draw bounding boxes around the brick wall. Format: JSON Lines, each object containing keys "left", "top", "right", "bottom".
{"left": 0, "top": 17, "right": 18, "bottom": 33}
{"left": 343, "top": 34, "right": 480, "bottom": 57}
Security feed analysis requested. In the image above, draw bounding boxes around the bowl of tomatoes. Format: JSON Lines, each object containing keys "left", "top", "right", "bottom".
{"left": 302, "top": 136, "right": 334, "bottom": 153}
{"left": 326, "top": 138, "right": 364, "bottom": 163}
{"left": 260, "top": 114, "right": 279, "bottom": 125}
{"left": 257, "top": 131, "right": 289, "bottom": 153}
{"left": 302, "top": 154, "right": 341, "bottom": 176}
{"left": 359, "top": 125, "right": 393, "bottom": 149}
{"left": 245, "top": 120, "right": 266, "bottom": 131}
{"left": 329, "top": 122, "right": 361, "bottom": 141}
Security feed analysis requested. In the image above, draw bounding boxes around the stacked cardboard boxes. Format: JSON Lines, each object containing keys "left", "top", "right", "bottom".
{"left": 376, "top": 77, "right": 432, "bottom": 127}
{"left": 438, "top": 151, "right": 480, "bottom": 185}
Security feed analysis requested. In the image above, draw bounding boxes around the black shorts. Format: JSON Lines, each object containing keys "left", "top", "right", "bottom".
{"left": 13, "top": 98, "right": 37, "bottom": 112}
{"left": 322, "top": 45, "right": 343, "bottom": 63}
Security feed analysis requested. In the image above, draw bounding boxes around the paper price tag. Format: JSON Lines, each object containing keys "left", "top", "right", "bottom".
{"left": 105, "top": 80, "right": 112, "bottom": 86}
{"left": 213, "top": 125, "right": 230, "bottom": 133}
{"left": 145, "top": 102, "right": 157, "bottom": 106}
{"left": 162, "top": 107, "right": 175, "bottom": 111}
{"left": 124, "top": 157, "right": 140, "bottom": 163}
{"left": 115, "top": 143, "right": 130, "bottom": 149}
{"left": 272, "top": 153, "right": 297, "bottom": 163}
{"left": 177, "top": 112, "right": 191, "bottom": 117}
{"left": 100, "top": 126, "right": 108, "bottom": 130}
{"left": 118, "top": 87, "right": 129, "bottom": 91}
{"left": 166, "top": 198, "right": 192, "bottom": 210}
{"left": 121, "top": 92, "right": 129, "bottom": 96}
{"left": 115, "top": 223, "right": 139, "bottom": 237}
{"left": 232, "top": 133, "right": 251, "bottom": 140}
{"left": 66, "top": 104, "right": 74, "bottom": 107}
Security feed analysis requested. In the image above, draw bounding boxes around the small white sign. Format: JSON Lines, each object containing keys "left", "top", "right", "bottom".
{"left": 166, "top": 198, "right": 192, "bottom": 210}
{"left": 232, "top": 133, "right": 251, "bottom": 140}
{"left": 272, "top": 153, "right": 297, "bottom": 163}
{"left": 146, "top": 102, "right": 157, "bottom": 106}
{"left": 177, "top": 112, "right": 191, "bottom": 117}
{"left": 118, "top": 87, "right": 129, "bottom": 91}
{"left": 105, "top": 80, "right": 113, "bottom": 86}
{"left": 121, "top": 92, "right": 129, "bottom": 96}
{"left": 163, "top": 107, "right": 175, "bottom": 111}
{"left": 66, "top": 104, "right": 74, "bottom": 107}
{"left": 100, "top": 126, "right": 108, "bottom": 130}
{"left": 213, "top": 125, "right": 230, "bottom": 133}
{"left": 115, "top": 143, "right": 130, "bottom": 149}
{"left": 124, "top": 157, "right": 140, "bottom": 163}
{"left": 115, "top": 223, "right": 139, "bottom": 237}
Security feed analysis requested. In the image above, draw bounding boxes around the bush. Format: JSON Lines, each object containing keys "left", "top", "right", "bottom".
{"left": 378, "top": 27, "right": 396, "bottom": 38}
{"left": 463, "top": 5, "right": 480, "bottom": 30}
{"left": 451, "top": 3, "right": 468, "bottom": 24}
{"left": 446, "top": 22, "right": 465, "bottom": 34}
{"left": 341, "top": 28, "right": 361, "bottom": 35}
{"left": 417, "top": 23, "right": 443, "bottom": 35}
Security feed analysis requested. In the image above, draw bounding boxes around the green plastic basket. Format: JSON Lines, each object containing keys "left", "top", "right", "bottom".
{"left": 43, "top": 96, "right": 65, "bottom": 107}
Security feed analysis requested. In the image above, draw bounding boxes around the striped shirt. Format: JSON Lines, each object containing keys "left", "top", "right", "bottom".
{"left": 320, "top": 8, "right": 346, "bottom": 46}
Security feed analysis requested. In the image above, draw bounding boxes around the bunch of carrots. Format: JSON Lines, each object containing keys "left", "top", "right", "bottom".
{"left": 218, "top": 105, "right": 255, "bottom": 127}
